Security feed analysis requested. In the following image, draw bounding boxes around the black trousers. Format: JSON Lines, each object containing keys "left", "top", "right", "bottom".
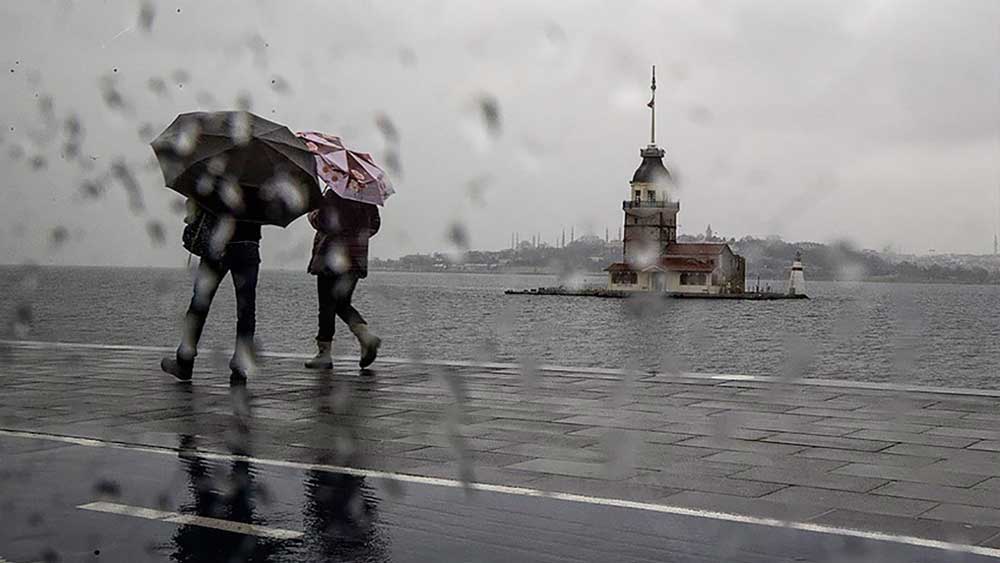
{"left": 178, "top": 243, "right": 260, "bottom": 360}
{"left": 316, "top": 273, "right": 365, "bottom": 342}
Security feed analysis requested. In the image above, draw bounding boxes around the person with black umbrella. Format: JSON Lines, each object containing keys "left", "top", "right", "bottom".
{"left": 160, "top": 199, "right": 263, "bottom": 381}
{"left": 152, "top": 112, "right": 323, "bottom": 382}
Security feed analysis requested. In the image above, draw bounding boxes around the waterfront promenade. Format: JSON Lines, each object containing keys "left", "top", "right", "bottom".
{"left": 3, "top": 339, "right": 1000, "bottom": 561}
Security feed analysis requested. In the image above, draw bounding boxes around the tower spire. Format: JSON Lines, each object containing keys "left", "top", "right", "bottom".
{"left": 647, "top": 65, "right": 657, "bottom": 145}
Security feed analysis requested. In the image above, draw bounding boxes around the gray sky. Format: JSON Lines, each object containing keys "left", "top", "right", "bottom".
{"left": 1, "top": 0, "right": 998, "bottom": 267}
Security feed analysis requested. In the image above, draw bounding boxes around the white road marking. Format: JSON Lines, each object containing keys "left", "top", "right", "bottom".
{"left": 5, "top": 338, "right": 1000, "bottom": 398}
{"left": 2, "top": 428, "right": 999, "bottom": 559}
{"left": 77, "top": 501, "right": 303, "bottom": 540}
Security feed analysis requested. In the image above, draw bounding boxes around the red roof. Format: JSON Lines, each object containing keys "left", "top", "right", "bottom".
{"left": 660, "top": 257, "right": 715, "bottom": 272}
{"left": 665, "top": 243, "right": 728, "bottom": 256}
{"left": 606, "top": 258, "right": 715, "bottom": 273}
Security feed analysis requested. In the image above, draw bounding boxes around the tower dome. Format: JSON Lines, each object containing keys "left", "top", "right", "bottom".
{"left": 631, "top": 145, "right": 672, "bottom": 185}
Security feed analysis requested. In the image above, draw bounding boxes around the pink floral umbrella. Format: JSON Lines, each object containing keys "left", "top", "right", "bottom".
{"left": 296, "top": 131, "right": 395, "bottom": 206}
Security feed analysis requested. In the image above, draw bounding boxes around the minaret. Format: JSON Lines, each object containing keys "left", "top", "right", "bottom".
{"left": 622, "top": 65, "right": 679, "bottom": 267}
{"left": 787, "top": 251, "right": 806, "bottom": 296}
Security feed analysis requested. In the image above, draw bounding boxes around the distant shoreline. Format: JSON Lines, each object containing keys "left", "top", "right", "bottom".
{"left": 2, "top": 263, "right": 998, "bottom": 287}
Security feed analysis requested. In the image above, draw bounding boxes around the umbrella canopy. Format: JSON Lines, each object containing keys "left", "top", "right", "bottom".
{"left": 151, "top": 111, "right": 322, "bottom": 227}
{"left": 297, "top": 131, "right": 395, "bottom": 206}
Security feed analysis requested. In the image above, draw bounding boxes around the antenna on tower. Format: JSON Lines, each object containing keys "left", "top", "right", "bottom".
{"left": 646, "top": 65, "right": 657, "bottom": 145}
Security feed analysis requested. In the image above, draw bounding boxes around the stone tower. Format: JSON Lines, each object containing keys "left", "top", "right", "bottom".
{"left": 623, "top": 65, "right": 679, "bottom": 268}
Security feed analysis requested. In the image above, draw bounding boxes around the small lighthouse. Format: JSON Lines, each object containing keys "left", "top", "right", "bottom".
{"left": 787, "top": 251, "right": 806, "bottom": 296}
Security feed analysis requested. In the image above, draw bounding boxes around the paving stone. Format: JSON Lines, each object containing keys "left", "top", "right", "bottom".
{"left": 926, "top": 427, "right": 1000, "bottom": 441}
{"left": 707, "top": 412, "right": 828, "bottom": 434}
{"left": 873, "top": 481, "right": 1000, "bottom": 509}
{"left": 974, "top": 477, "right": 1000, "bottom": 492}
{"left": 603, "top": 445, "right": 718, "bottom": 474}
{"left": 761, "top": 433, "right": 894, "bottom": 452}
{"left": 630, "top": 472, "right": 787, "bottom": 498}
{"left": 883, "top": 443, "right": 1000, "bottom": 464}
{"left": 493, "top": 442, "right": 607, "bottom": 463}
{"left": 393, "top": 434, "right": 517, "bottom": 452}
{"left": 845, "top": 429, "right": 979, "bottom": 449}
{"left": 673, "top": 436, "right": 804, "bottom": 456}
{"left": 701, "top": 451, "right": 848, "bottom": 472}
{"left": 731, "top": 466, "right": 889, "bottom": 493}
{"left": 760, "top": 486, "right": 937, "bottom": 517}
{"left": 649, "top": 460, "right": 751, "bottom": 478}
{"left": 657, "top": 422, "right": 774, "bottom": 441}
{"left": 473, "top": 429, "right": 603, "bottom": 450}
{"left": 833, "top": 463, "right": 989, "bottom": 488}
{"left": 565, "top": 426, "right": 691, "bottom": 444}
{"left": 684, "top": 400, "right": 796, "bottom": 414}
{"left": 397, "top": 446, "right": 534, "bottom": 467}
{"left": 793, "top": 447, "right": 941, "bottom": 469}
{"left": 817, "top": 418, "right": 937, "bottom": 434}
{"left": 556, "top": 410, "right": 720, "bottom": 429}
{"left": 969, "top": 440, "right": 1000, "bottom": 452}
{"left": 921, "top": 504, "right": 1000, "bottom": 527}
{"left": 505, "top": 458, "right": 632, "bottom": 480}
{"left": 922, "top": 458, "right": 1000, "bottom": 477}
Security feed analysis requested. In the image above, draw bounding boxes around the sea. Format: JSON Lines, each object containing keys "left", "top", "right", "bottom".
{"left": 1, "top": 266, "right": 998, "bottom": 389}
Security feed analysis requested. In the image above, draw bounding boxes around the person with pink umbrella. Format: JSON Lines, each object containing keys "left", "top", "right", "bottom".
{"left": 297, "top": 131, "right": 394, "bottom": 369}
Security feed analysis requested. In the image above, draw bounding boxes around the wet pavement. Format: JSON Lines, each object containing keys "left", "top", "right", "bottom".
{"left": 2, "top": 340, "right": 1000, "bottom": 561}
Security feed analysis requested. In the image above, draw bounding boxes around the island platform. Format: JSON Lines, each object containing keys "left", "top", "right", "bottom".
{"left": 505, "top": 287, "right": 809, "bottom": 300}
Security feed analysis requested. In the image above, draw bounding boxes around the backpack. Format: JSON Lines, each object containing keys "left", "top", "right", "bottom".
{"left": 182, "top": 205, "right": 223, "bottom": 260}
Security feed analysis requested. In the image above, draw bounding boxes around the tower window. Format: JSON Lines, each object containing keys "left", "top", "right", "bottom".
{"left": 646, "top": 190, "right": 655, "bottom": 201}
{"left": 634, "top": 190, "right": 641, "bottom": 201}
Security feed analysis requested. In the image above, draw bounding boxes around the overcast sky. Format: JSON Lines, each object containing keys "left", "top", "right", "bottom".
{"left": 1, "top": 0, "right": 998, "bottom": 268}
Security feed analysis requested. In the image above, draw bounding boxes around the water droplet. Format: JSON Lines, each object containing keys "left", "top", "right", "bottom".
{"left": 50, "top": 226, "right": 69, "bottom": 248}
{"left": 270, "top": 75, "right": 290, "bottom": 94}
{"left": 138, "top": 1, "right": 155, "bottom": 32}
{"left": 110, "top": 160, "right": 145, "bottom": 212}
{"left": 147, "top": 77, "right": 168, "bottom": 97}
{"left": 477, "top": 95, "right": 501, "bottom": 137}
{"left": 146, "top": 220, "right": 166, "bottom": 246}
{"left": 375, "top": 113, "right": 399, "bottom": 144}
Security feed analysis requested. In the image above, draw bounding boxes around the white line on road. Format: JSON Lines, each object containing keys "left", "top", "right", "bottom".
{"left": 77, "top": 501, "right": 303, "bottom": 540}
{"left": 3, "top": 428, "right": 1000, "bottom": 559}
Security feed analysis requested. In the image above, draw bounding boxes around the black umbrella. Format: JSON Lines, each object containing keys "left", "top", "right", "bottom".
{"left": 151, "top": 111, "right": 322, "bottom": 227}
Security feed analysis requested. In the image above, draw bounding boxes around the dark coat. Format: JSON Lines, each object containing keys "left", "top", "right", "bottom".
{"left": 307, "top": 191, "right": 380, "bottom": 278}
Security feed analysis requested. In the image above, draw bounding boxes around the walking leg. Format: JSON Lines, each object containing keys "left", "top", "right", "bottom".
{"left": 305, "top": 275, "right": 335, "bottom": 369}
{"left": 163, "top": 258, "right": 226, "bottom": 380}
{"left": 229, "top": 244, "right": 260, "bottom": 380}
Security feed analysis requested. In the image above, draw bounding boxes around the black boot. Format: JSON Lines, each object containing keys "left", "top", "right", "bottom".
{"left": 161, "top": 355, "right": 194, "bottom": 381}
